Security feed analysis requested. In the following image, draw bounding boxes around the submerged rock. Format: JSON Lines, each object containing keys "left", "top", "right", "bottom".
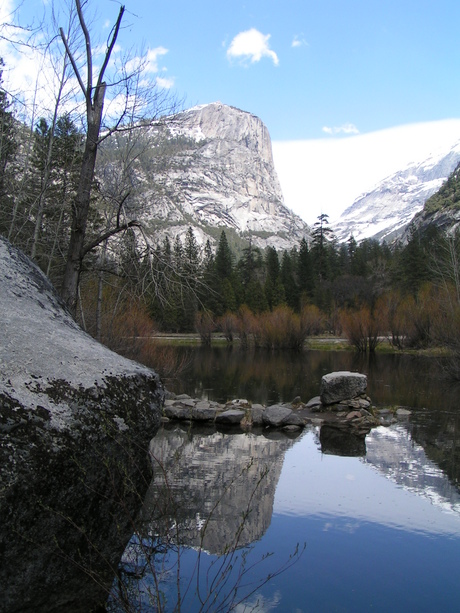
{"left": 0, "top": 237, "right": 163, "bottom": 612}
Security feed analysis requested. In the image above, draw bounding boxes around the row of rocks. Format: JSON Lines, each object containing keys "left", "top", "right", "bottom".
{"left": 163, "top": 372, "right": 412, "bottom": 437}
{"left": 163, "top": 395, "right": 305, "bottom": 432}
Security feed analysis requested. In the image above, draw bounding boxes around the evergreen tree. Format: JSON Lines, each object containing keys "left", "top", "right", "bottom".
{"left": 214, "top": 230, "right": 233, "bottom": 280}
{"left": 238, "top": 239, "right": 263, "bottom": 286}
{"left": 264, "top": 246, "right": 285, "bottom": 309}
{"left": 244, "top": 279, "right": 268, "bottom": 313}
{"left": 311, "top": 213, "right": 334, "bottom": 282}
{"left": 395, "top": 225, "right": 436, "bottom": 295}
{"left": 184, "top": 226, "right": 199, "bottom": 277}
{"left": 297, "top": 238, "right": 315, "bottom": 303}
{"left": 281, "top": 250, "right": 300, "bottom": 311}
{"left": 209, "top": 231, "right": 237, "bottom": 315}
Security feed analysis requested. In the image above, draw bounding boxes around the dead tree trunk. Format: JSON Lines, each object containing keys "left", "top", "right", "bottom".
{"left": 59, "top": 1, "right": 124, "bottom": 317}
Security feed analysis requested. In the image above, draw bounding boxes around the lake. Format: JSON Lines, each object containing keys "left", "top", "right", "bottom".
{"left": 109, "top": 347, "right": 460, "bottom": 612}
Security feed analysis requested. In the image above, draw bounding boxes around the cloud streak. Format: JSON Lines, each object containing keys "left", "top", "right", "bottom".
{"left": 227, "top": 28, "right": 279, "bottom": 66}
{"left": 291, "top": 35, "right": 308, "bottom": 48}
{"left": 322, "top": 123, "right": 360, "bottom": 135}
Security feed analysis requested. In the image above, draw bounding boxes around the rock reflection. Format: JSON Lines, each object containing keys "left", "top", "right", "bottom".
{"left": 320, "top": 425, "right": 367, "bottom": 457}
{"left": 138, "top": 425, "right": 299, "bottom": 555}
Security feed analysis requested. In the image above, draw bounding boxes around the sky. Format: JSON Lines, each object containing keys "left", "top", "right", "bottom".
{"left": 3, "top": 0, "right": 460, "bottom": 224}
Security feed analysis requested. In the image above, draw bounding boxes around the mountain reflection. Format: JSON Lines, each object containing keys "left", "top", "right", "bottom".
{"left": 138, "top": 425, "right": 298, "bottom": 555}
{"left": 364, "top": 425, "right": 460, "bottom": 516}
{"left": 139, "top": 420, "right": 460, "bottom": 551}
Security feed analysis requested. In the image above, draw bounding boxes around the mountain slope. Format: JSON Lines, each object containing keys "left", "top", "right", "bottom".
{"left": 104, "top": 102, "right": 310, "bottom": 251}
{"left": 408, "top": 161, "right": 460, "bottom": 236}
{"left": 330, "top": 142, "right": 460, "bottom": 243}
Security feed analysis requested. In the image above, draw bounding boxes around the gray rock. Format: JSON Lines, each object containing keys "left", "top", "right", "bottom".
{"left": 215, "top": 409, "right": 246, "bottom": 425}
{"left": 263, "top": 405, "right": 293, "bottom": 427}
{"left": 250, "top": 405, "right": 265, "bottom": 426}
{"left": 192, "top": 405, "right": 219, "bottom": 421}
{"left": 320, "top": 371, "right": 368, "bottom": 405}
{"left": 396, "top": 408, "right": 412, "bottom": 417}
{"left": 305, "top": 396, "right": 323, "bottom": 411}
{"left": 163, "top": 405, "right": 193, "bottom": 420}
{"left": 284, "top": 412, "right": 305, "bottom": 427}
{"left": 0, "top": 237, "right": 163, "bottom": 611}
{"left": 178, "top": 398, "right": 196, "bottom": 407}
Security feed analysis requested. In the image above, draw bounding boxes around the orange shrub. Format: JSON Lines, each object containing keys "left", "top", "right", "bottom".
{"left": 235, "top": 305, "right": 258, "bottom": 348}
{"left": 340, "top": 304, "right": 384, "bottom": 353}
{"left": 195, "top": 311, "right": 215, "bottom": 346}
{"left": 300, "top": 304, "right": 325, "bottom": 336}
{"left": 218, "top": 311, "right": 239, "bottom": 343}
{"left": 256, "top": 306, "right": 307, "bottom": 350}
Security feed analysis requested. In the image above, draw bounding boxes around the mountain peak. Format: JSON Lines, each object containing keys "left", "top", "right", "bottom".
{"left": 104, "top": 103, "right": 310, "bottom": 251}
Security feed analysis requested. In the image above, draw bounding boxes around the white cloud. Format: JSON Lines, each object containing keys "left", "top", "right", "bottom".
{"left": 227, "top": 28, "right": 279, "bottom": 66}
{"left": 124, "top": 46, "right": 168, "bottom": 76}
{"left": 156, "top": 75, "right": 175, "bottom": 89}
{"left": 322, "top": 123, "right": 360, "bottom": 135}
{"left": 272, "top": 119, "right": 460, "bottom": 225}
{"left": 145, "top": 46, "right": 168, "bottom": 72}
{"left": 291, "top": 35, "right": 308, "bottom": 48}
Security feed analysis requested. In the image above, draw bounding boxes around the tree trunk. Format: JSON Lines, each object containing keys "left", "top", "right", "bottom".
{"left": 60, "top": 83, "right": 106, "bottom": 316}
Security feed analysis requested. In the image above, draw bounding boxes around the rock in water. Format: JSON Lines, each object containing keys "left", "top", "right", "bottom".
{"left": 0, "top": 237, "right": 164, "bottom": 612}
{"left": 320, "top": 371, "right": 367, "bottom": 405}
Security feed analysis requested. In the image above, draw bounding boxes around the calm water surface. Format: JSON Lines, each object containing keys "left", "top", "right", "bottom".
{"left": 112, "top": 348, "right": 460, "bottom": 612}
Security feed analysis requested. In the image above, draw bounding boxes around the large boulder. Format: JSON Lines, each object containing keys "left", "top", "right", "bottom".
{"left": 320, "top": 371, "right": 368, "bottom": 405}
{"left": 0, "top": 237, "right": 164, "bottom": 612}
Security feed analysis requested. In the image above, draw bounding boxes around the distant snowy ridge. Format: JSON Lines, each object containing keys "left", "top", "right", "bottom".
{"left": 331, "top": 139, "right": 460, "bottom": 242}
{"left": 273, "top": 119, "right": 460, "bottom": 242}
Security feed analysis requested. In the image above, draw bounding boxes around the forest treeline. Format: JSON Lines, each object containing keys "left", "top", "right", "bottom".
{"left": 2, "top": 48, "right": 460, "bottom": 371}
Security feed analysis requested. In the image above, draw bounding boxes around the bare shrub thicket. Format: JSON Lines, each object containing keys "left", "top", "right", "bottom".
{"left": 195, "top": 311, "right": 215, "bottom": 346}
{"left": 340, "top": 304, "right": 384, "bottom": 353}
{"left": 255, "top": 306, "right": 308, "bottom": 350}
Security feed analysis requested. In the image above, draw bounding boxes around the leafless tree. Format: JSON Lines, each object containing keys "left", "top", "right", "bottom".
{"left": 58, "top": 0, "right": 179, "bottom": 317}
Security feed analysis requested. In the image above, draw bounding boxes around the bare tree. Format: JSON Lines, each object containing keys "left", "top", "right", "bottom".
{"left": 58, "top": 0, "right": 178, "bottom": 317}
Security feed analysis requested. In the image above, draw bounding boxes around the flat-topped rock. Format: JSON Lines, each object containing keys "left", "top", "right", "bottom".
{"left": 320, "top": 371, "right": 368, "bottom": 405}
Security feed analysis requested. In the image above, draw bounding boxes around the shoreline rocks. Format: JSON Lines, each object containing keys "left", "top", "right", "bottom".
{"left": 162, "top": 371, "right": 393, "bottom": 436}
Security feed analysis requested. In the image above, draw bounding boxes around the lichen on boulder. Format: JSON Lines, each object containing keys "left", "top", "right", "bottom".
{"left": 0, "top": 237, "right": 164, "bottom": 612}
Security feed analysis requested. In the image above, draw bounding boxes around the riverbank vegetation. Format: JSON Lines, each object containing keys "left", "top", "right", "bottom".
{"left": 77, "top": 219, "right": 460, "bottom": 368}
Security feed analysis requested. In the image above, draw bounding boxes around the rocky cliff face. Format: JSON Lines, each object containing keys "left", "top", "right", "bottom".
{"left": 100, "top": 102, "right": 309, "bottom": 251}
{"left": 331, "top": 142, "right": 460, "bottom": 243}
{"left": 0, "top": 236, "right": 164, "bottom": 612}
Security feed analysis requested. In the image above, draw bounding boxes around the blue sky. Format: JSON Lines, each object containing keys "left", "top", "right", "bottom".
{"left": 124, "top": 0, "right": 460, "bottom": 141}
{"left": 3, "top": 0, "right": 460, "bottom": 222}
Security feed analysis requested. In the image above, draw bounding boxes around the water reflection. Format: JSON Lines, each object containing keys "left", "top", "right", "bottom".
{"left": 114, "top": 419, "right": 460, "bottom": 612}
{"left": 139, "top": 425, "right": 299, "bottom": 554}
{"left": 112, "top": 347, "right": 460, "bottom": 611}
{"left": 141, "top": 422, "right": 460, "bottom": 550}
{"left": 165, "top": 346, "right": 460, "bottom": 488}
{"left": 364, "top": 425, "right": 460, "bottom": 517}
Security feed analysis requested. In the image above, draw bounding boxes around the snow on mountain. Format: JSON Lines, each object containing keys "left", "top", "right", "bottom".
{"left": 273, "top": 119, "right": 460, "bottom": 242}
{"left": 332, "top": 141, "right": 460, "bottom": 242}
